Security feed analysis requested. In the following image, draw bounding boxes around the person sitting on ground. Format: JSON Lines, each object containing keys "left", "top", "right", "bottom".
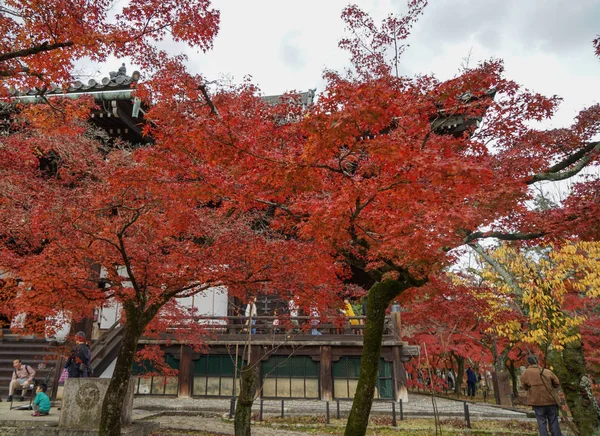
{"left": 7, "top": 358, "right": 36, "bottom": 402}
{"left": 32, "top": 382, "right": 51, "bottom": 416}
{"left": 65, "top": 331, "right": 91, "bottom": 378}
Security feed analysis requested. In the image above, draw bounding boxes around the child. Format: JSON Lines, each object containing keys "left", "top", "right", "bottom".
{"left": 32, "top": 383, "right": 51, "bottom": 416}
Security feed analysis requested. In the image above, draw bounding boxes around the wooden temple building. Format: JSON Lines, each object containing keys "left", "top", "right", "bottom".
{"left": 1, "top": 64, "right": 491, "bottom": 402}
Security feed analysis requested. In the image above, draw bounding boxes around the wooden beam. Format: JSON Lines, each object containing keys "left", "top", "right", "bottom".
{"left": 319, "top": 346, "right": 333, "bottom": 401}
{"left": 178, "top": 345, "right": 193, "bottom": 398}
{"left": 392, "top": 346, "right": 408, "bottom": 402}
{"left": 116, "top": 101, "right": 144, "bottom": 140}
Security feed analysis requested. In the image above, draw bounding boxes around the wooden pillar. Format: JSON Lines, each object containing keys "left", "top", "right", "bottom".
{"left": 390, "top": 312, "right": 401, "bottom": 341}
{"left": 51, "top": 353, "right": 65, "bottom": 401}
{"left": 178, "top": 345, "right": 193, "bottom": 398}
{"left": 320, "top": 346, "right": 333, "bottom": 401}
{"left": 250, "top": 346, "right": 262, "bottom": 399}
{"left": 392, "top": 346, "right": 408, "bottom": 402}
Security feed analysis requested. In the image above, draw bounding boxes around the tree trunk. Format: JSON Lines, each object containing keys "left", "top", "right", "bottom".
{"left": 344, "top": 280, "right": 403, "bottom": 436}
{"left": 234, "top": 365, "right": 259, "bottom": 436}
{"left": 98, "top": 317, "right": 143, "bottom": 436}
{"left": 506, "top": 360, "right": 518, "bottom": 398}
{"left": 548, "top": 340, "right": 600, "bottom": 436}
{"left": 453, "top": 354, "right": 465, "bottom": 397}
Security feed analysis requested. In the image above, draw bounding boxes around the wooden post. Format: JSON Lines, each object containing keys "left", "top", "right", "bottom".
{"left": 463, "top": 401, "right": 471, "bottom": 428}
{"left": 178, "top": 345, "right": 193, "bottom": 398}
{"left": 320, "top": 346, "right": 333, "bottom": 401}
{"left": 390, "top": 312, "right": 401, "bottom": 340}
{"left": 51, "top": 353, "right": 65, "bottom": 401}
{"left": 392, "top": 346, "right": 408, "bottom": 402}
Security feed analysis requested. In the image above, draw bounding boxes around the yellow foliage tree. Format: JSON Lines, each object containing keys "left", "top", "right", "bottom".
{"left": 467, "top": 241, "right": 600, "bottom": 435}
{"left": 471, "top": 242, "right": 600, "bottom": 350}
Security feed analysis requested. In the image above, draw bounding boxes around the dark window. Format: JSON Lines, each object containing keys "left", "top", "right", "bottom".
{"left": 192, "top": 355, "right": 243, "bottom": 397}
{"left": 261, "top": 356, "right": 319, "bottom": 398}
{"left": 131, "top": 354, "right": 179, "bottom": 395}
{"left": 333, "top": 357, "right": 393, "bottom": 399}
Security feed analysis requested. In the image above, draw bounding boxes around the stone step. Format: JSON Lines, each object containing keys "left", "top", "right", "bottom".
{"left": 0, "top": 335, "right": 63, "bottom": 399}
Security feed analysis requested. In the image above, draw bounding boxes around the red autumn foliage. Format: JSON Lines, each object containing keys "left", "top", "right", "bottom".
{"left": 2, "top": 2, "right": 600, "bottom": 435}
{"left": 0, "top": 0, "right": 219, "bottom": 92}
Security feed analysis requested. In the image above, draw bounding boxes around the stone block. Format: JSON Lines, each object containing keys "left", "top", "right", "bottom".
{"left": 59, "top": 378, "right": 135, "bottom": 430}
{"left": 491, "top": 371, "right": 513, "bottom": 406}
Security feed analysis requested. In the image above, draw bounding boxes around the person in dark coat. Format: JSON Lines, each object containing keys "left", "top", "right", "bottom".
{"left": 65, "top": 331, "right": 91, "bottom": 378}
{"left": 466, "top": 366, "right": 477, "bottom": 397}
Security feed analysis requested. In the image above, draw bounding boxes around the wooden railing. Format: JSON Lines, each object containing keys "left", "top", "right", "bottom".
{"left": 90, "top": 321, "right": 123, "bottom": 376}
{"left": 160, "top": 315, "right": 401, "bottom": 338}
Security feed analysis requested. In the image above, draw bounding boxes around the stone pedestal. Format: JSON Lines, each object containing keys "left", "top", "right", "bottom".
{"left": 59, "top": 378, "right": 135, "bottom": 430}
{"left": 491, "top": 371, "right": 512, "bottom": 406}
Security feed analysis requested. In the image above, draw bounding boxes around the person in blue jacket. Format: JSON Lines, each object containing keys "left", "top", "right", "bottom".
{"left": 466, "top": 366, "right": 477, "bottom": 397}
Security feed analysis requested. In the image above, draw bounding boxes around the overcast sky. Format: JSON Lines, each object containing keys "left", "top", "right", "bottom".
{"left": 87, "top": 0, "right": 599, "bottom": 130}
{"left": 172, "top": 0, "right": 598, "bottom": 129}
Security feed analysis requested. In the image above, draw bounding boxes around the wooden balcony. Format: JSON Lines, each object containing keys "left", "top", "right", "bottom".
{"left": 139, "top": 314, "right": 413, "bottom": 349}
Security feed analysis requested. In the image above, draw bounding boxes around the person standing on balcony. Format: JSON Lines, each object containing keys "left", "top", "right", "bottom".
{"left": 310, "top": 307, "right": 322, "bottom": 336}
{"left": 343, "top": 299, "right": 359, "bottom": 334}
{"left": 65, "top": 331, "right": 91, "bottom": 377}
{"left": 272, "top": 309, "right": 281, "bottom": 334}
{"left": 244, "top": 297, "right": 257, "bottom": 334}
{"left": 288, "top": 298, "right": 299, "bottom": 333}
{"left": 7, "top": 359, "right": 36, "bottom": 402}
{"left": 343, "top": 300, "right": 359, "bottom": 325}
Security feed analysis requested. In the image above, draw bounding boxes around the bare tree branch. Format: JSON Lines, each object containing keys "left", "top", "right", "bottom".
{"left": 463, "top": 231, "right": 546, "bottom": 244}
{"left": 0, "top": 41, "right": 74, "bottom": 63}
{"left": 468, "top": 243, "right": 521, "bottom": 295}
{"left": 198, "top": 83, "right": 220, "bottom": 117}
{"left": 528, "top": 142, "right": 600, "bottom": 185}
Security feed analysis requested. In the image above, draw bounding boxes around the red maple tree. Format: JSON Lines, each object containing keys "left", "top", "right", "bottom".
{"left": 3, "top": 3, "right": 600, "bottom": 436}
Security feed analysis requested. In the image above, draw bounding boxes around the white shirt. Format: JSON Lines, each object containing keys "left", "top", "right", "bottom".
{"left": 245, "top": 302, "right": 257, "bottom": 318}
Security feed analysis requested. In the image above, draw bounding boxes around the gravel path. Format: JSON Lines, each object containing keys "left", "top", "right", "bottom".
{"left": 148, "top": 413, "right": 333, "bottom": 436}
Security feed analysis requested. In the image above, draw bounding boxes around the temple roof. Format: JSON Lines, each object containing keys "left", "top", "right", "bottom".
{"left": 261, "top": 89, "right": 316, "bottom": 110}
{"left": 11, "top": 63, "right": 140, "bottom": 98}
{"left": 7, "top": 66, "right": 318, "bottom": 145}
